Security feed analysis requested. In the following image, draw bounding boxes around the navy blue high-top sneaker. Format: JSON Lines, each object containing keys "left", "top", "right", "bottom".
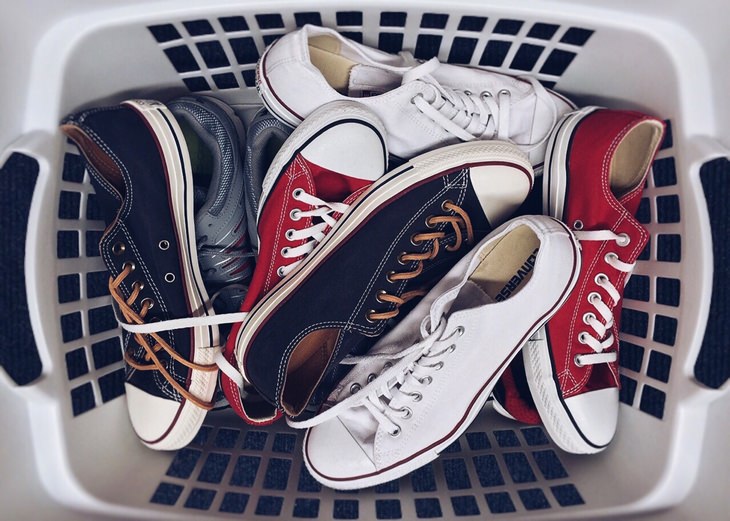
{"left": 62, "top": 100, "right": 221, "bottom": 450}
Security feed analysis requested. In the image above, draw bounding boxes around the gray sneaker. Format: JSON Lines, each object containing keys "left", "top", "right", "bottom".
{"left": 169, "top": 96, "right": 253, "bottom": 311}
{"left": 243, "top": 107, "right": 292, "bottom": 251}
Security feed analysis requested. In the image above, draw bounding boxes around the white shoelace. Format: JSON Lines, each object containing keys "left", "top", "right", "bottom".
{"left": 572, "top": 230, "right": 636, "bottom": 366}
{"left": 403, "top": 58, "right": 557, "bottom": 152}
{"left": 289, "top": 316, "right": 464, "bottom": 433}
{"left": 278, "top": 188, "right": 349, "bottom": 278}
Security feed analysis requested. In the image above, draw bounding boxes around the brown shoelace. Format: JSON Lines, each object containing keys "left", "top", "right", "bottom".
{"left": 367, "top": 201, "right": 474, "bottom": 322}
{"left": 109, "top": 261, "right": 217, "bottom": 410}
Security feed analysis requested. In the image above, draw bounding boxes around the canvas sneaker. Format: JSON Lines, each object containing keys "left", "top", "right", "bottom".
{"left": 233, "top": 140, "right": 534, "bottom": 420}
{"left": 220, "top": 100, "right": 389, "bottom": 424}
{"left": 61, "top": 100, "right": 222, "bottom": 450}
{"left": 169, "top": 96, "right": 254, "bottom": 312}
{"left": 256, "top": 24, "right": 575, "bottom": 170}
{"left": 243, "top": 107, "right": 292, "bottom": 252}
{"left": 294, "top": 215, "right": 580, "bottom": 489}
{"left": 522, "top": 106, "right": 665, "bottom": 453}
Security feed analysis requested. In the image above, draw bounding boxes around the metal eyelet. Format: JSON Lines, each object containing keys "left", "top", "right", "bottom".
{"left": 386, "top": 271, "right": 398, "bottom": 283}
{"left": 498, "top": 88, "right": 511, "bottom": 96}
{"left": 290, "top": 209, "right": 301, "bottom": 221}
{"left": 617, "top": 233, "right": 631, "bottom": 246}
{"left": 481, "top": 91, "right": 492, "bottom": 98}
{"left": 281, "top": 247, "right": 290, "bottom": 256}
{"left": 140, "top": 297, "right": 155, "bottom": 310}
{"left": 577, "top": 332, "right": 588, "bottom": 344}
{"left": 285, "top": 229, "right": 295, "bottom": 241}
{"left": 365, "top": 311, "right": 377, "bottom": 324}
{"left": 122, "top": 261, "right": 136, "bottom": 272}
{"left": 112, "top": 242, "right": 126, "bottom": 255}
{"left": 376, "top": 290, "right": 388, "bottom": 303}
{"left": 463, "top": 89, "right": 472, "bottom": 96}
{"left": 574, "top": 354, "right": 584, "bottom": 367}
{"left": 384, "top": 362, "right": 393, "bottom": 370}
{"left": 158, "top": 240, "right": 170, "bottom": 251}
{"left": 410, "top": 234, "right": 422, "bottom": 246}
{"left": 389, "top": 425, "right": 402, "bottom": 437}
{"left": 587, "top": 291, "right": 601, "bottom": 304}
{"left": 454, "top": 326, "right": 465, "bottom": 337}
{"left": 367, "top": 373, "right": 377, "bottom": 383}
{"left": 399, "top": 406, "right": 413, "bottom": 419}
{"left": 583, "top": 312, "right": 596, "bottom": 325}
{"left": 419, "top": 375, "right": 433, "bottom": 386}
{"left": 350, "top": 383, "right": 361, "bottom": 394}
{"left": 132, "top": 281, "right": 144, "bottom": 292}
{"left": 164, "top": 273, "right": 175, "bottom": 283}
{"left": 292, "top": 188, "right": 303, "bottom": 199}
{"left": 277, "top": 266, "right": 286, "bottom": 278}
{"left": 434, "top": 361, "right": 444, "bottom": 371}
{"left": 409, "top": 391, "right": 423, "bottom": 402}
{"left": 397, "top": 253, "right": 409, "bottom": 266}
{"left": 594, "top": 273, "right": 608, "bottom": 285}
{"left": 440, "top": 199, "right": 454, "bottom": 212}
{"left": 425, "top": 216, "right": 437, "bottom": 229}
{"left": 447, "top": 344, "right": 457, "bottom": 354}
{"left": 573, "top": 220, "right": 584, "bottom": 230}
{"left": 605, "top": 252, "right": 618, "bottom": 263}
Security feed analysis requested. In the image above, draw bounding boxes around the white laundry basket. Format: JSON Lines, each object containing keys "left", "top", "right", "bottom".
{"left": 1, "top": 1, "right": 728, "bottom": 519}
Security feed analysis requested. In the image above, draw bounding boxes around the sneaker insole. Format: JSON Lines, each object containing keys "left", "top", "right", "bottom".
{"left": 468, "top": 225, "right": 541, "bottom": 302}
{"left": 610, "top": 119, "right": 664, "bottom": 198}
{"left": 309, "top": 36, "right": 357, "bottom": 94}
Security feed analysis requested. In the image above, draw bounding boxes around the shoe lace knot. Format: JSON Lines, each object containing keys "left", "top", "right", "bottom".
{"left": 404, "top": 57, "right": 557, "bottom": 152}
{"left": 572, "top": 230, "right": 636, "bottom": 367}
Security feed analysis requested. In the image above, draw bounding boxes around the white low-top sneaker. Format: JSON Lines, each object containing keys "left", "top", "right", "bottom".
{"left": 256, "top": 25, "right": 575, "bottom": 170}
{"left": 292, "top": 215, "right": 581, "bottom": 490}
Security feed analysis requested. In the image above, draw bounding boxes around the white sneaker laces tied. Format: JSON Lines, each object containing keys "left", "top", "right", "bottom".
{"left": 403, "top": 58, "right": 557, "bottom": 152}
{"left": 572, "top": 230, "right": 635, "bottom": 366}
{"left": 278, "top": 189, "right": 350, "bottom": 278}
{"left": 288, "top": 315, "right": 465, "bottom": 433}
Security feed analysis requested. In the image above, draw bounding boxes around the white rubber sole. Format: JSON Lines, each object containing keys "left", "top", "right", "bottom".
{"left": 542, "top": 106, "right": 600, "bottom": 220}
{"left": 235, "top": 140, "right": 532, "bottom": 385}
{"left": 123, "top": 99, "right": 219, "bottom": 451}
{"left": 533, "top": 104, "right": 610, "bottom": 454}
{"left": 303, "top": 224, "right": 581, "bottom": 489}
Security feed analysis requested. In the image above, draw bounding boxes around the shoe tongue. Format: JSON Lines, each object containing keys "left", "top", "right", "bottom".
{"left": 401, "top": 57, "right": 441, "bottom": 84}
{"left": 347, "top": 63, "right": 401, "bottom": 97}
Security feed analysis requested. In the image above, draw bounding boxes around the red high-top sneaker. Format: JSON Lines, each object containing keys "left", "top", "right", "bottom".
{"left": 523, "top": 106, "right": 664, "bottom": 453}
{"left": 219, "top": 101, "right": 387, "bottom": 424}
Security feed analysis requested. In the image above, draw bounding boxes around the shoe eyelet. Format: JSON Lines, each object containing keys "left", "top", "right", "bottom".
{"left": 158, "top": 240, "right": 170, "bottom": 251}
{"left": 164, "top": 273, "right": 175, "bottom": 283}
{"left": 383, "top": 362, "right": 393, "bottom": 370}
{"left": 389, "top": 425, "right": 401, "bottom": 437}
{"left": 397, "top": 253, "right": 409, "bottom": 266}
{"left": 463, "top": 89, "right": 472, "bottom": 96}
{"left": 350, "top": 383, "right": 361, "bottom": 394}
{"left": 425, "top": 216, "right": 438, "bottom": 229}
{"left": 281, "top": 247, "right": 290, "bottom": 256}
{"left": 434, "top": 361, "right": 444, "bottom": 371}
{"left": 290, "top": 209, "right": 301, "bottom": 221}
{"left": 376, "top": 290, "right": 388, "bottom": 303}
{"left": 447, "top": 344, "right": 457, "bottom": 354}
{"left": 454, "top": 326, "right": 465, "bottom": 337}
{"left": 498, "top": 88, "right": 511, "bottom": 96}
{"left": 481, "top": 91, "right": 492, "bottom": 98}
{"left": 122, "top": 261, "right": 136, "bottom": 272}
{"left": 617, "top": 233, "right": 631, "bottom": 246}
{"left": 574, "top": 354, "right": 584, "bottom": 367}
{"left": 367, "top": 373, "right": 376, "bottom": 383}
{"left": 386, "top": 271, "right": 398, "bottom": 283}
{"left": 594, "top": 273, "right": 608, "bottom": 285}
{"left": 440, "top": 199, "right": 454, "bottom": 212}
{"left": 277, "top": 266, "right": 286, "bottom": 278}
{"left": 399, "top": 406, "right": 413, "bottom": 419}
{"left": 410, "top": 234, "right": 423, "bottom": 246}
{"left": 365, "top": 311, "right": 377, "bottom": 324}
{"left": 582, "top": 312, "right": 596, "bottom": 325}
{"left": 132, "top": 280, "right": 144, "bottom": 292}
{"left": 587, "top": 291, "right": 601, "bottom": 304}
{"left": 285, "top": 229, "right": 295, "bottom": 241}
{"left": 605, "top": 252, "right": 618, "bottom": 263}
{"left": 140, "top": 297, "right": 155, "bottom": 310}
{"left": 419, "top": 375, "right": 433, "bottom": 386}
{"left": 409, "top": 391, "right": 423, "bottom": 402}
{"left": 292, "top": 188, "right": 304, "bottom": 199}
{"left": 577, "top": 332, "right": 588, "bottom": 344}
{"left": 573, "top": 220, "right": 584, "bottom": 231}
{"left": 112, "top": 242, "right": 126, "bottom": 255}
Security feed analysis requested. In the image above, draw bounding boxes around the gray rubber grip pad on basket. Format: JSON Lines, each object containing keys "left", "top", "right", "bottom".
{"left": 696, "top": 157, "right": 730, "bottom": 389}
{"left": 0, "top": 152, "right": 42, "bottom": 385}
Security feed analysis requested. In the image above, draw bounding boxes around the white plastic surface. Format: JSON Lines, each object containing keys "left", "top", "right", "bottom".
{"left": 0, "top": 1, "right": 728, "bottom": 519}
